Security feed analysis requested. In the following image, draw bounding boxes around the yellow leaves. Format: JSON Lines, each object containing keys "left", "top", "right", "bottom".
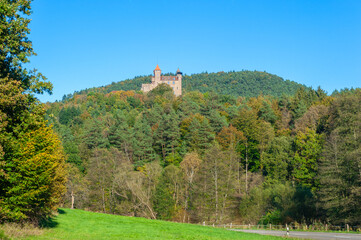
{"left": 0, "top": 77, "right": 27, "bottom": 108}
{"left": 106, "top": 90, "right": 136, "bottom": 99}
{"left": 216, "top": 124, "right": 245, "bottom": 150}
{"left": 10, "top": 122, "right": 67, "bottom": 212}
{"left": 180, "top": 152, "right": 202, "bottom": 179}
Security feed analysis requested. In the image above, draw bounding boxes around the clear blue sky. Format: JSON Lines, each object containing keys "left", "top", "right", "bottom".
{"left": 28, "top": 0, "right": 361, "bottom": 102}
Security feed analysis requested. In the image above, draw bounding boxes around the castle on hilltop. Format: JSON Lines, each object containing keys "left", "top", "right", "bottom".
{"left": 141, "top": 65, "right": 182, "bottom": 96}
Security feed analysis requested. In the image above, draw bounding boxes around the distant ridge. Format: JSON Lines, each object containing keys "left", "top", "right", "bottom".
{"left": 65, "top": 70, "right": 306, "bottom": 101}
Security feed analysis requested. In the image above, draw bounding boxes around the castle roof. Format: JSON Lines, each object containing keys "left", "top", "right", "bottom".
{"left": 162, "top": 76, "right": 177, "bottom": 81}
{"left": 154, "top": 64, "right": 161, "bottom": 71}
{"left": 177, "top": 68, "right": 180, "bottom": 72}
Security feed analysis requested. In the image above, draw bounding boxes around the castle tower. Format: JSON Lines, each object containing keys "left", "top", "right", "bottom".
{"left": 154, "top": 64, "right": 161, "bottom": 83}
{"left": 176, "top": 68, "right": 182, "bottom": 80}
{"left": 175, "top": 68, "right": 182, "bottom": 96}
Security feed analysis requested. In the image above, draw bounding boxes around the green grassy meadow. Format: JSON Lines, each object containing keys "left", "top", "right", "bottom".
{"left": 22, "top": 208, "right": 298, "bottom": 240}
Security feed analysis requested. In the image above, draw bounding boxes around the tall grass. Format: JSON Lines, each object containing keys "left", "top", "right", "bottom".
{"left": 0, "top": 223, "right": 43, "bottom": 239}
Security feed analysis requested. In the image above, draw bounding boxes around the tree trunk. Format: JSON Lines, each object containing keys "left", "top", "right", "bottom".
{"left": 102, "top": 186, "right": 106, "bottom": 213}
{"left": 71, "top": 190, "right": 75, "bottom": 209}
{"left": 214, "top": 157, "right": 219, "bottom": 224}
{"left": 245, "top": 141, "right": 249, "bottom": 195}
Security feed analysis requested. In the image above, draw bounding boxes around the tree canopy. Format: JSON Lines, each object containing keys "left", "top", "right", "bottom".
{"left": 46, "top": 81, "right": 361, "bottom": 226}
{"left": 0, "top": 0, "right": 66, "bottom": 224}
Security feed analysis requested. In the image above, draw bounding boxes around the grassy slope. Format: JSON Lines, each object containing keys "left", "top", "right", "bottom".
{"left": 25, "top": 209, "right": 297, "bottom": 240}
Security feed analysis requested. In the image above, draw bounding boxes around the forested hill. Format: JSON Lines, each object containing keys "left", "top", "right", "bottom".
{"left": 67, "top": 70, "right": 305, "bottom": 100}
{"left": 182, "top": 71, "right": 305, "bottom": 97}
{"left": 47, "top": 84, "right": 361, "bottom": 226}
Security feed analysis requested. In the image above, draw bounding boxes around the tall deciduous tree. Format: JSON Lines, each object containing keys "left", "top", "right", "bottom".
{"left": 0, "top": 0, "right": 51, "bottom": 93}
{"left": 0, "top": 1, "right": 66, "bottom": 223}
{"left": 293, "top": 129, "right": 323, "bottom": 191}
{"left": 263, "top": 136, "right": 293, "bottom": 181}
{"left": 86, "top": 148, "right": 123, "bottom": 213}
{"left": 194, "top": 145, "right": 238, "bottom": 223}
{"left": 180, "top": 152, "right": 202, "bottom": 222}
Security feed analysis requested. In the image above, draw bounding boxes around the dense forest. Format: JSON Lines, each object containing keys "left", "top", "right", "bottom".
{"left": 1, "top": 1, "right": 360, "bottom": 237}
{"left": 47, "top": 83, "right": 361, "bottom": 226}
{"left": 62, "top": 70, "right": 306, "bottom": 101}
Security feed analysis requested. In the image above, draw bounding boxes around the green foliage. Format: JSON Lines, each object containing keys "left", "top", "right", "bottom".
{"left": 293, "top": 129, "right": 323, "bottom": 191}
{"left": 318, "top": 89, "right": 361, "bottom": 225}
{"left": 185, "top": 116, "right": 215, "bottom": 153}
{"left": 183, "top": 71, "right": 305, "bottom": 98}
{"left": 0, "top": 122, "right": 66, "bottom": 223}
{"left": 153, "top": 165, "right": 183, "bottom": 220}
{"left": 148, "top": 83, "right": 174, "bottom": 98}
{"left": 0, "top": 228, "right": 10, "bottom": 240}
{"left": 240, "top": 182, "right": 316, "bottom": 225}
{"left": 0, "top": 0, "right": 52, "bottom": 95}
{"left": 66, "top": 70, "right": 305, "bottom": 100}
{"left": 154, "top": 108, "right": 180, "bottom": 159}
{"left": 0, "top": 1, "right": 66, "bottom": 224}
{"left": 258, "top": 101, "right": 278, "bottom": 124}
{"left": 260, "top": 210, "right": 282, "bottom": 225}
{"left": 132, "top": 116, "right": 155, "bottom": 166}
{"left": 193, "top": 145, "right": 238, "bottom": 223}
{"left": 153, "top": 179, "right": 175, "bottom": 220}
{"left": 263, "top": 136, "right": 293, "bottom": 181}
{"left": 83, "top": 119, "right": 109, "bottom": 149}
{"left": 163, "top": 152, "right": 182, "bottom": 167}
{"left": 86, "top": 148, "right": 122, "bottom": 213}
{"left": 59, "top": 106, "right": 81, "bottom": 125}
{"left": 233, "top": 108, "right": 261, "bottom": 171}
{"left": 44, "top": 69, "right": 360, "bottom": 226}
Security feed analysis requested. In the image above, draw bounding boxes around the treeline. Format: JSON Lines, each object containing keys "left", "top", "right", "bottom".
{"left": 182, "top": 71, "right": 305, "bottom": 98}
{"left": 47, "top": 84, "right": 361, "bottom": 225}
{"left": 62, "top": 70, "right": 305, "bottom": 101}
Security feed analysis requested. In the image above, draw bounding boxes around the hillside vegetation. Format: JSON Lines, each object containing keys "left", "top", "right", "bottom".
{"left": 63, "top": 70, "right": 305, "bottom": 101}
{"left": 22, "top": 208, "right": 296, "bottom": 240}
{"left": 46, "top": 83, "right": 361, "bottom": 227}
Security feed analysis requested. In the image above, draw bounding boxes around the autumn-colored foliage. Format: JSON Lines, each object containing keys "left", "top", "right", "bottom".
{"left": 1, "top": 123, "right": 66, "bottom": 222}
{"left": 0, "top": 1, "right": 67, "bottom": 224}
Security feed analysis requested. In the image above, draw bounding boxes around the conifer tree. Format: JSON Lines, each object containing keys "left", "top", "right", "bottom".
{"left": 132, "top": 116, "right": 155, "bottom": 166}
{"left": 208, "top": 109, "right": 228, "bottom": 133}
{"left": 108, "top": 111, "right": 133, "bottom": 160}
{"left": 154, "top": 108, "right": 180, "bottom": 159}
{"left": 83, "top": 119, "right": 109, "bottom": 149}
{"left": 318, "top": 90, "right": 361, "bottom": 225}
{"left": 153, "top": 165, "right": 184, "bottom": 220}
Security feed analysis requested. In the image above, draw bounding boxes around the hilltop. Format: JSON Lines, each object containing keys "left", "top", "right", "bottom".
{"left": 63, "top": 70, "right": 305, "bottom": 101}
